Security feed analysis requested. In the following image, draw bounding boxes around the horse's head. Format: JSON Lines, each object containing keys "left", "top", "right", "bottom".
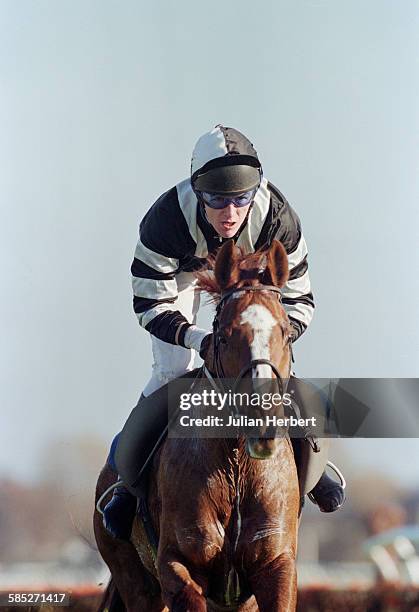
{"left": 197, "top": 239, "right": 293, "bottom": 459}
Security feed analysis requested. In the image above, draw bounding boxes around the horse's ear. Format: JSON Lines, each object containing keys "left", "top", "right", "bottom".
{"left": 260, "top": 240, "right": 289, "bottom": 288}
{"left": 214, "top": 240, "right": 240, "bottom": 290}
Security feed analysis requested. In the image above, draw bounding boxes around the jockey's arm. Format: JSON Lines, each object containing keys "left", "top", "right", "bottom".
{"left": 131, "top": 188, "right": 209, "bottom": 352}
{"left": 271, "top": 188, "right": 315, "bottom": 342}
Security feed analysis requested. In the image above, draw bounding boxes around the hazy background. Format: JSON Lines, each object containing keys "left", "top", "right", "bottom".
{"left": 1, "top": 0, "right": 418, "bottom": 494}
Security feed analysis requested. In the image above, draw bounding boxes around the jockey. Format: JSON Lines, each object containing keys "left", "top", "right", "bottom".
{"left": 103, "top": 125, "right": 345, "bottom": 540}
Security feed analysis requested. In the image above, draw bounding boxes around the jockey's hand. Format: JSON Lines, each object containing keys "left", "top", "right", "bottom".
{"left": 183, "top": 325, "right": 212, "bottom": 354}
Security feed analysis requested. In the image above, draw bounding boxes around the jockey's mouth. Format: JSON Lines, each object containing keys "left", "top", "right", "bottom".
{"left": 220, "top": 220, "right": 236, "bottom": 229}
{"left": 217, "top": 219, "right": 242, "bottom": 238}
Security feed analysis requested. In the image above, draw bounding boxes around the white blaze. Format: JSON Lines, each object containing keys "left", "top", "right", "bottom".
{"left": 240, "top": 304, "right": 276, "bottom": 378}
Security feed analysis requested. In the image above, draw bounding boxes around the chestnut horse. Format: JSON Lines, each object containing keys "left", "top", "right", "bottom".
{"left": 94, "top": 239, "right": 300, "bottom": 611}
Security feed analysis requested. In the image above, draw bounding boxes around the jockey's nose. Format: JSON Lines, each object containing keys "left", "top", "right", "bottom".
{"left": 222, "top": 203, "right": 236, "bottom": 215}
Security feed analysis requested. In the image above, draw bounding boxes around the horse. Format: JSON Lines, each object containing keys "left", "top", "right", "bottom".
{"left": 94, "top": 239, "right": 300, "bottom": 611}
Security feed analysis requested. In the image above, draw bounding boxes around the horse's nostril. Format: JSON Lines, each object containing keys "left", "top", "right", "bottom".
{"left": 246, "top": 438, "right": 275, "bottom": 459}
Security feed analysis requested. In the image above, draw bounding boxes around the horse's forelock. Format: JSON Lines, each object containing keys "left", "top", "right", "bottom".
{"left": 195, "top": 247, "right": 273, "bottom": 300}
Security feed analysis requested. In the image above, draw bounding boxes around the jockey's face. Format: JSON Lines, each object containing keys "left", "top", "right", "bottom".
{"left": 205, "top": 203, "right": 251, "bottom": 238}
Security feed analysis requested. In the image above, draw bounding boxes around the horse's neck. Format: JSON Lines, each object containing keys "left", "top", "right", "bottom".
{"left": 176, "top": 437, "right": 249, "bottom": 471}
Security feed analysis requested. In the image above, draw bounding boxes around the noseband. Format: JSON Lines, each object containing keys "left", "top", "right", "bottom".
{"left": 206, "top": 285, "right": 292, "bottom": 397}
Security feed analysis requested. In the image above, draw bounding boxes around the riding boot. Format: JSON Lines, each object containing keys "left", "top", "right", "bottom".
{"left": 308, "top": 470, "right": 346, "bottom": 513}
{"left": 288, "top": 376, "right": 346, "bottom": 513}
{"left": 102, "top": 393, "right": 146, "bottom": 540}
{"left": 102, "top": 483, "right": 137, "bottom": 540}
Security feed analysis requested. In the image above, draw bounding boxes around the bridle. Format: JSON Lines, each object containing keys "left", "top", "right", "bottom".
{"left": 96, "top": 287, "right": 294, "bottom": 522}
{"left": 204, "top": 285, "right": 293, "bottom": 398}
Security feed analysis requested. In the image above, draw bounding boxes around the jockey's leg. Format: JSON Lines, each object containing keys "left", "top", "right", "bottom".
{"left": 143, "top": 336, "right": 197, "bottom": 397}
{"left": 289, "top": 375, "right": 346, "bottom": 513}
{"left": 309, "top": 468, "right": 346, "bottom": 512}
{"left": 103, "top": 273, "right": 200, "bottom": 539}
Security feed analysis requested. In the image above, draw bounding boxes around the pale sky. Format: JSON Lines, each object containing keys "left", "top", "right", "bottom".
{"left": 1, "top": 1, "right": 418, "bottom": 485}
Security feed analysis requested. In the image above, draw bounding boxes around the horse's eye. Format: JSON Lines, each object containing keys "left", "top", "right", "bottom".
{"left": 281, "top": 325, "right": 292, "bottom": 346}
{"left": 217, "top": 333, "right": 228, "bottom": 345}
{"left": 285, "top": 330, "right": 294, "bottom": 345}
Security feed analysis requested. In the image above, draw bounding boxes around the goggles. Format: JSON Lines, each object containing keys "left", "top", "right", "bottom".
{"left": 197, "top": 187, "right": 258, "bottom": 210}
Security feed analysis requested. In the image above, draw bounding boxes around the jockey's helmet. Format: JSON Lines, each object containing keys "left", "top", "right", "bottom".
{"left": 191, "top": 125, "right": 262, "bottom": 196}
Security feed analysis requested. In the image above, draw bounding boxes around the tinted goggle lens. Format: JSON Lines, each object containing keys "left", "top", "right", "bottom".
{"left": 199, "top": 188, "right": 257, "bottom": 209}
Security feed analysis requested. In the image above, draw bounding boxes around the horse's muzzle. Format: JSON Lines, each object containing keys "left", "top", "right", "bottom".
{"left": 246, "top": 437, "right": 277, "bottom": 459}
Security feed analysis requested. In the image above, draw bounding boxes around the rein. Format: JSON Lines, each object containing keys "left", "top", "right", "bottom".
{"left": 97, "top": 287, "right": 293, "bottom": 518}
